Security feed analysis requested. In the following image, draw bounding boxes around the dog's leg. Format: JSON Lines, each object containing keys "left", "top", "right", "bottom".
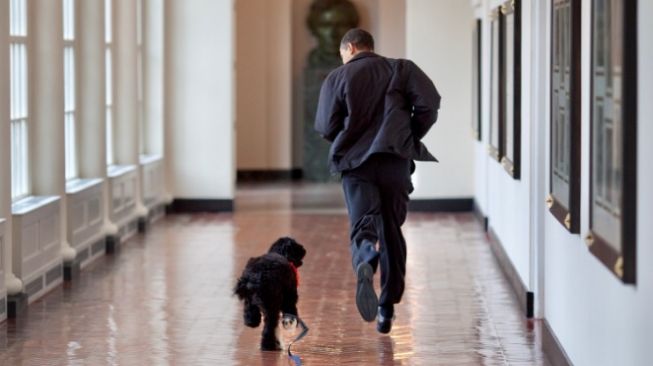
{"left": 261, "top": 308, "right": 282, "bottom": 351}
{"left": 281, "top": 287, "right": 299, "bottom": 317}
{"left": 243, "top": 299, "right": 261, "bottom": 328}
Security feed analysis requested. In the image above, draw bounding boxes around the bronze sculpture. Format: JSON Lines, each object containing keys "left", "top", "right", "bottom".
{"left": 303, "top": 0, "right": 360, "bottom": 181}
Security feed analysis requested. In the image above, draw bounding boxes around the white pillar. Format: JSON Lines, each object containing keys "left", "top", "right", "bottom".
{"left": 78, "top": 0, "right": 107, "bottom": 179}
{"left": 144, "top": 0, "right": 165, "bottom": 156}
{"left": 115, "top": 0, "right": 148, "bottom": 218}
{"left": 78, "top": 0, "right": 116, "bottom": 236}
{"left": 30, "top": 0, "right": 75, "bottom": 262}
{"left": 0, "top": 0, "right": 22, "bottom": 295}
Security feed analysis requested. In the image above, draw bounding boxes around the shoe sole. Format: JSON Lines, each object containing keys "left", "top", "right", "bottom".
{"left": 356, "top": 263, "right": 378, "bottom": 322}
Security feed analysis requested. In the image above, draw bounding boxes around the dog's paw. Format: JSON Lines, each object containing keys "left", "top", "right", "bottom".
{"left": 261, "top": 338, "right": 282, "bottom": 351}
{"left": 282, "top": 314, "right": 298, "bottom": 330}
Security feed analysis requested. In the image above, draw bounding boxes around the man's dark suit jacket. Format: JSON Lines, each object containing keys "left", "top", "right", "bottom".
{"left": 314, "top": 51, "right": 441, "bottom": 173}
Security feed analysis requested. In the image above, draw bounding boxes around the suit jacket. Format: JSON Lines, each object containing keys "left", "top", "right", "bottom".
{"left": 314, "top": 51, "right": 441, "bottom": 173}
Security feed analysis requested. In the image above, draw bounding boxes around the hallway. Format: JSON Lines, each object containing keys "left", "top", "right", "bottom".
{"left": 0, "top": 185, "right": 550, "bottom": 365}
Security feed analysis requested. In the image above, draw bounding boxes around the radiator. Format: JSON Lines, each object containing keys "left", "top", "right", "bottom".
{"left": 0, "top": 218, "right": 6, "bottom": 321}
{"left": 66, "top": 178, "right": 105, "bottom": 268}
{"left": 140, "top": 154, "right": 165, "bottom": 209}
{"left": 11, "top": 196, "right": 63, "bottom": 303}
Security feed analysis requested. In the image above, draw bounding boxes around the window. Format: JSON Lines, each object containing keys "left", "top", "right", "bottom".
{"left": 10, "top": 0, "right": 29, "bottom": 200}
{"left": 472, "top": 19, "right": 482, "bottom": 141}
{"left": 500, "top": 0, "right": 521, "bottom": 179}
{"left": 137, "top": 0, "right": 145, "bottom": 155}
{"left": 64, "top": 0, "right": 78, "bottom": 180}
{"left": 488, "top": 8, "right": 501, "bottom": 161}
{"left": 105, "top": 0, "right": 114, "bottom": 165}
{"left": 548, "top": 0, "right": 581, "bottom": 233}
{"left": 587, "top": 0, "right": 637, "bottom": 283}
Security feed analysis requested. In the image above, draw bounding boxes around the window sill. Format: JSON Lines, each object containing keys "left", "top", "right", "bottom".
{"left": 107, "top": 164, "right": 137, "bottom": 178}
{"left": 139, "top": 154, "right": 163, "bottom": 166}
{"left": 11, "top": 196, "right": 60, "bottom": 216}
{"left": 66, "top": 178, "right": 104, "bottom": 195}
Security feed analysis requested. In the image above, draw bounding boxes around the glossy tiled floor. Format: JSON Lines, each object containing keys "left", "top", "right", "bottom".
{"left": 0, "top": 183, "right": 551, "bottom": 365}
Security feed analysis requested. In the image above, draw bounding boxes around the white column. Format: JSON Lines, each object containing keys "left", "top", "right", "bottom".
{"left": 144, "top": 0, "right": 165, "bottom": 156}
{"left": 78, "top": 0, "right": 115, "bottom": 236}
{"left": 0, "top": 0, "right": 22, "bottom": 295}
{"left": 78, "top": 0, "right": 107, "bottom": 179}
{"left": 115, "top": 0, "right": 148, "bottom": 218}
{"left": 30, "top": 0, "right": 75, "bottom": 262}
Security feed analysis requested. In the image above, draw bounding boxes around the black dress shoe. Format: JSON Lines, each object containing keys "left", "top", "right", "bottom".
{"left": 356, "top": 262, "right": 378, "bottom": 322}
{"left": 377, "top": 307, "right": 394, "bottom": 334}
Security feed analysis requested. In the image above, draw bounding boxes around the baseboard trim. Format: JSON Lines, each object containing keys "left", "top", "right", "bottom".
{"left": 237, "top": 169, "right": 303, "bottom": 182}
{"left": 487, "top": 227, "right": 534, "bottom": 318}
{"left": 169, "top": 199, "right": 234, "bottom": 213}
{"left": 473, "top": 200, "right": 489, "bottom": 232}
{"left": 543, "top": 319, "right": 573, "bottom": 366}
{"left": 408, "top": 198, "right": 474, "bottom": 212}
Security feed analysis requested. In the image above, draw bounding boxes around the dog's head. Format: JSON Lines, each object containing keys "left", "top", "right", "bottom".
{"left": 268, "top": 237, "right": 306, "bottom": 268}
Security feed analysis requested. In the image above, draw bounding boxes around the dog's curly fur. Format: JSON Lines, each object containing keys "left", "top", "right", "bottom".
{"left": 233, "top": 237, "right": 306, "bottom": 351}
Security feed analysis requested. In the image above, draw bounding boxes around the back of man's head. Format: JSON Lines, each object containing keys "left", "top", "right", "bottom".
{"left": 340, "top": 28, "right": 374, "bottom": 51}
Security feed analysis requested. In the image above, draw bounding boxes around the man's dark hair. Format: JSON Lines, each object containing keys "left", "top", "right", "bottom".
{"left": 340, "top": 28, "right": 374, "bottom": 51}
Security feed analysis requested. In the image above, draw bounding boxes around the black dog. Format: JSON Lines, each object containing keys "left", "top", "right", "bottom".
{"left": 234, "top": 237, "right": 306, "bottom": 350}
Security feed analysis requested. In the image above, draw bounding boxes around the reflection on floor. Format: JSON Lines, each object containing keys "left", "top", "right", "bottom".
{"left": 0, "top": 183, "right": 550, "bottom": 365}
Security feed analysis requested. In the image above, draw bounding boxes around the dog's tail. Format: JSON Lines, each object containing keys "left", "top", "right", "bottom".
{"left": 233, "top": 276, "right": 250, "bottom": 300}
{"left": 233, "top": 273, "right": 261, "bottom": 300}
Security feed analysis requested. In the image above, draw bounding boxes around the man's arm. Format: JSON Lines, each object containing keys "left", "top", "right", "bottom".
{"left": 405, "top": 61, "right": 441, "bottom": 140}
{"left": 314, "top": 74, "right": 345, "bottom": 142}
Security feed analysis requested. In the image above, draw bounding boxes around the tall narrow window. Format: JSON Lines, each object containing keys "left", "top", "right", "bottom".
{"left": 10, "top": 0, "right": 29, "bottom": 200}
{"left": 588, "top": 0, "right": 637, "bottom": 283}
{"left": 488, "top": 8, "right": 501, "bottom": 161}
{"left": 105, "top": 0, "right": 114, "bottom": 165}
{"left": 137, "top": 0, "right": 145, "bottom": 155}
{"left": 64, "top": 0, "right": 78, "bottom": 180}
{"left": 548, "top": 0, "right": 581, "bottom": 233}
{"left": 500, "top": 0, "right": 521, "bottom": 179}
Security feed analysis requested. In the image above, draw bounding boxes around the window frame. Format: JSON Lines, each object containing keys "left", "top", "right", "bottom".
{"left": 587, "top": 0, "right": 638, "bottom": 284}
{"left": 137, "top": 0, "right": 145, "bottom": 156}
{"left": 105, "top": 0, "right": 115, "bottom": 166}
{"left": 547, "top": 0, "right": 581, "bottom": 233}
{"left": 9, "top": 0, "right": 30, "bottom": 201}
{"left": 63, "top": 0, "right": 79, "bottom": 181}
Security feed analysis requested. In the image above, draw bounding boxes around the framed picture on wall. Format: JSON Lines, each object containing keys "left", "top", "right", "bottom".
{"left": 488, "top": 8, "right": 501, "bottom": 161}
{"left": 500, "top": 0, "right": 521, "bottom": 179}
{"left": 587, "top": 0, "right": 637, "bottom": 284}
{"left": 472, "top": 19, "right": 482, "bottom": 141}
{"left": 548, "top": 0, "right": 581, "bottom": 233}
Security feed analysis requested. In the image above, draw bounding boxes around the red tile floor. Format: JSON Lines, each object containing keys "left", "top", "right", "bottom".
{"left": 0, "top": 183, "right": 551, "bottom": 365}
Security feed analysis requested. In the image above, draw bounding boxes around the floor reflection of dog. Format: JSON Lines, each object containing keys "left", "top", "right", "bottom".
{"left": 234, "top": 237, "right": 306, "bottom": 350}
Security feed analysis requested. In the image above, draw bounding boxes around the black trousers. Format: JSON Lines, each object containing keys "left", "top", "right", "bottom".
{"left": 341, "top": 153, "right": 413, "bottom": 308}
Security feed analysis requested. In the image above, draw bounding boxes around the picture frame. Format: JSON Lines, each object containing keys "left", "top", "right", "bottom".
{"left": 500, "top": 0, "right": 521, "bottom": 179}
{"left": 587, "top": 0, "right": 637, "bottom": 284}
{"left": 488, "top": 8, "right": 501, "bottom": 161}
{"left": 548, "top": 0, "right": 581, "bottom": 233}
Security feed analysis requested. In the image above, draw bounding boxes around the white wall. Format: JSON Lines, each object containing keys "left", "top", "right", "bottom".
{"left": 165, "top": 0, "right": 234, "bottom": 199}
{"left": 405, "top": 0, "right": 475, "bottom": 200}
{"left": 542, "top": 1, "right": 653, "bottom": 365}
{"left": 236, "top": 0, "right": 292, "bottom": 170}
